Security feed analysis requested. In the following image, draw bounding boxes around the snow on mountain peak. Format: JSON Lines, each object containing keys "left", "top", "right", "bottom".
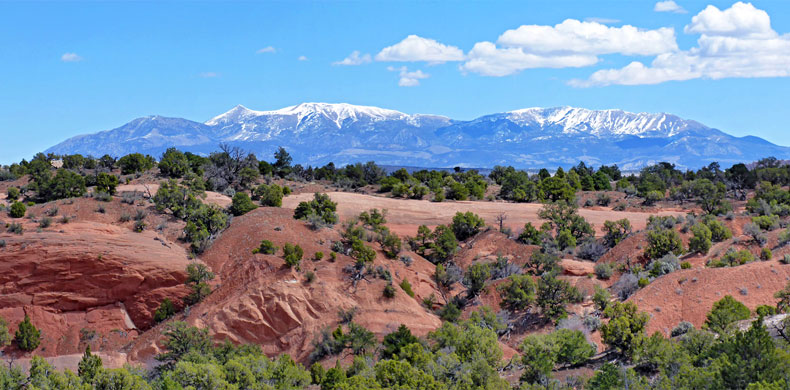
{"left": 205, "top": 104, "right": 267, "bottom": 126}
{"left": 505, "top": 106, "right": 701, "bottom": 137}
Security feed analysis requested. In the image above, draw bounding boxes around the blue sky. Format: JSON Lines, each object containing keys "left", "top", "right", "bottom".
{"left": 1, "top": 0, "right": 789, "bottom": 164}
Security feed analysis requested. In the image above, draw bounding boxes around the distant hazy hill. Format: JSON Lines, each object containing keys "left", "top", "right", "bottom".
{"left": 46, "top": 103, "right": 790, "bottom": 169}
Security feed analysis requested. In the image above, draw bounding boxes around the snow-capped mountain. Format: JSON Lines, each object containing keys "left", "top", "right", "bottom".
{"left": 45, "top": 103, "right": 790, "bottom": 169}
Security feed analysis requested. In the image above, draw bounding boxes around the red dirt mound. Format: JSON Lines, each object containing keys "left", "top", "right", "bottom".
{"left": 628, "top": 259, "right": 790, "bottom": 335}
{"left": 129, "top": 206, "right": 443, "bottom": 364}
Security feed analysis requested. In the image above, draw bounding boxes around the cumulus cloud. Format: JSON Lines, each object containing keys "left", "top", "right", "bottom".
{"left": 388, "top": 66, "right": 429, "bottom": 87}
{"left": 571, "top": 2, "right": 790, "bottom": 87}
{"left": 333, "top": 50, "right": 372, "bottom": 66}
{"left": 654, "top": 1, "right": 687, "bottom": 14}
{"left": 298, "top": 55, "right": 308, "bottom": 61}
{"left": 461, "top": 42, "right": 598, "bottom": 76}
{"left": 376, "top": 35, "right": 465, "bottom": 64}
{"left": 61, "top": 53, "right": 82, "bottom": 62}
{"left": 256, "top": 46, "right": 276, "bottom": 54}
{"left": 459, "top": 19, "right": 676, "bottom": 76}
{"left": 685, "top": 1, "right": 774, "bottom": 38}
{"left": 497, "top": 19, "right": 677, "bottom": 56}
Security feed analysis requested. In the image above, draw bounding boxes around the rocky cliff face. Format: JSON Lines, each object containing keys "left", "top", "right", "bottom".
{"left": 0, "top": 202, "right": 192, "bottom": 358}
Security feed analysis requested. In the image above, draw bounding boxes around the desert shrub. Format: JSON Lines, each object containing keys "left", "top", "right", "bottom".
{"left": 399, "top": 279, "right": 415, "bottom": 297}
{"left": 524, "top": 250, "right": 560, "bottom": 275}
{"left": 14, "top": 315, "right": 41, "bottom": 351}
{"left": 594, "top": 262, "right": 613, "bottom": 280}
{"left": 761, "top": 247, "right": 773, "bottom": 261}
{"left": 44, "top": 207, "right": 58, "bottom": 217}
{"left": 9, "top": 202, "right": 25, "bottom": 218}
{"left": 451, "top": 211, "right": 485, "bottom": 241}
{"left": 252, "top": 240, "right": 278, "bottom": 255}
{"left": 612, "top": 273, "right": 639, "bottom": 300}
{"left": 778, "top": 229, "right": 790, "bottom": 247}
{"left": 254, "top": 184, "right": 284, "bottom": 207}
{"left": 645, "top": 227, "right": 683, "bottom": 259}
{"left": 689, "top": 223, "right": 712, "bottom": 254}
{"left": 314, "top": 251, "right": 324, "bottom": 261}
{"left": 383, "top": 283, "right": 396, "bottom": 298}
{"left": 593, "top": 285, "right": 611, "bottom": 312}
{"left": 432, "top": 190, "right": 445, "bottom": 202}
{"left": 497, "top": 274, "right": 536, "bottom": 312}
{"left": 378, "top": 230, "right": 402, "bottom": 259}
{"left": 399, "top": 255, "right": 413, "bottom": 267}
{"left": 133, "top": 220, "right": 146, "bottom": 232}
{"left": 756, "top": 304, "right": 777, "bottom": 317}
{"left": 518, "top": 222, "right": 544, "bottom": 245}
{"left": 752, "top": 214, "right": 780, "bottom": 231}
{"left": 781, "top": 255, "right": 790, "bottom": 265}
{"left": 638, "top": 277, "right": 650, "bottom": 288}
{"left": 537, "top": 273, "right": 582, "bottom": 322}
{"left": 119, "top": 213, "right": 132, "bottom": 222}
{"left": 134, "top": 209, "right": 147, "bottom": 221}
{"left": 648, "top": 253, "right": 680, "bottom": 278}
{"left": 294, "top": 193, "right": 338, "bottom": 226}
{"left": 681, "top": 261, "right": 692, "bottom": 269}
{"left": 95, "top": 172, "right": 119, "bottom": 195}
{"left": 519, "top": 328, "right": 595, "bottom": 383}
{"left": 596, "top": 193, "right": 612, "bottom": 206}
{"left": 713, "top": 248, "right": 756, "bottom": 267}
{"left": 643, "top": 190, "right": 664, "bottom": 206}
{"left": 600, "top": 302, "right": 649, "bottom": 358}
{"left": 118, "top": 153, "right": 155, "bottom": 174}
{"left": 7, "top": 222, "right": 22, "bottom": 234}
{"left": 283, "top": 243, "right": 304, "bottom": 269}
{"left": 743, "top": 223, "right": 767, "bottom": 246}
{"left": 154, "top": 298, "right": 177, "bottom": 323}
{"left": 305, "top": 271, "right": 316, "bottom": 283}
{"left": 463, "top": 262, "right": 491, "bottom": 296}
{"left": 438, "top": 301, "right": 462, "bottom": 322}
{"left": 584, "top": 315, "right": 602, "bottom": 331}
{"left": 184, "top": 263, "right": 214, "bottom": 305}
{"left": 576, "top": 239, "right": 607, "bottom": 260}
{"left": 158, "top": 148, "right": 190, "bottom": 178}
{"left": 6, "top": 187, "right": 19, "bottom": 201}
{"left": 706, "top": 219, "right": 732, "bottom": 242}
{"left": 39, "top": 217, "right": 51, "bottom": 228}
{"left": 557, "top": 229, "right": 576, "bottom": 250}
{"left": 671, "top": 321, "right": 694, "bottom": 337}
{"left": 603, "top": 219, "right": 631, "bottom": 247}
{"left": 704, "top": 295, "right": 750, "bottom": 334}
{"left": 230, "top": 192, "right": 257, "bottom": 216}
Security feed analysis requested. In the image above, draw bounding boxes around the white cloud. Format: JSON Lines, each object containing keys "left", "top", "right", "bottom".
{"left": 376, "top": 35, "right": 464, "bottom": 64}
{"left": 256, "top": 46, "right": 276, "bottom": 54}
{"left": 61, "top": 53, "right": 82, "bottom": 62}
{"left": 333, "top": 50, "right": 372, "bottom": 66}
{"left": 497, "top": 19, "right": 677, "bottom": 56}
{"left": 654, "top": 1, "right": 687, "bottom": 14}
{"left": 685, "top": 1, "right": 774, "bottom": 38}
{"left": 571, "top": 2, "right": 790, "bottom": 87}
{"left": 298, "top": 55, "right": 308, "bottom": 61}
{"left": 584, "top": 17, "right": 621, "bottom": 24}
{"left": 461, "top": 42, "right": 598, "bottom": 77}
{"left": 459, "top": 19, "right": 676, "bottom": 76}
{"left": 200, "top": 72, "right": 219, "bottom": 78}
{"left": 388, "top": 66, "right": 429, "bottom": 87}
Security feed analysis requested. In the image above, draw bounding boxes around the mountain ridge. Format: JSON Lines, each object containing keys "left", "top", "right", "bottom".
{"left": 45, "top": 102, "right": 790, "bottom": 170}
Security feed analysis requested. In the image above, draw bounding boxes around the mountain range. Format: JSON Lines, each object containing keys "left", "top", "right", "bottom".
{"left": 45, "top": 103, "right": 790, "bottom": 170}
